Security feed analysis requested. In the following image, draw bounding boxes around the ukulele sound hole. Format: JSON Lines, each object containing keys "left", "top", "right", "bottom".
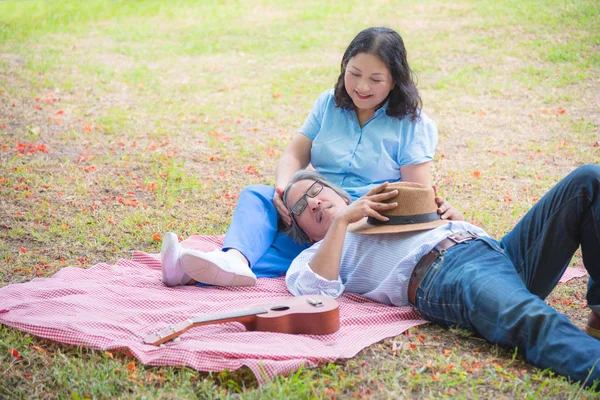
{"left": 270, "top": 305, "right": 290, "bottom": 312}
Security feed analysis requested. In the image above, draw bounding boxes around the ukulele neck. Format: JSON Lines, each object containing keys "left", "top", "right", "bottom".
{"left": 191, "top": 307, "right": 268, "bottom": 324}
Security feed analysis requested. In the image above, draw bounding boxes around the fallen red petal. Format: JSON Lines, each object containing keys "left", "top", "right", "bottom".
{"left": 10, "top": 348, "right": 22, "bottom": 360}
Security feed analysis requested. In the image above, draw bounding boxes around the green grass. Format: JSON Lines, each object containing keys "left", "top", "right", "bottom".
{"left": 1, "top": 0, "right": 600, "bottom": 398}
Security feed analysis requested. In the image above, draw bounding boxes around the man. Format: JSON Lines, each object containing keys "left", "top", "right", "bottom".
{"left": 283, "top": 165, "right": 600, "bottom": 387}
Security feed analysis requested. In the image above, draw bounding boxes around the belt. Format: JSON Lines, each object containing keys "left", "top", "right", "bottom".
{"left": 407, "top": 231, "right": 478, "bottom": 306}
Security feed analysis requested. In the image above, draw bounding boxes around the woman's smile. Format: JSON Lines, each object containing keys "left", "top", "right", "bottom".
{"left": 354, "top": 91, "right": 372, "bottom": 100}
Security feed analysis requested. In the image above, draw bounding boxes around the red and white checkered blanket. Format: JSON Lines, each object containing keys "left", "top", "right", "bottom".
{"left": 0, "top": 236, "right": 588, "bottom": 383}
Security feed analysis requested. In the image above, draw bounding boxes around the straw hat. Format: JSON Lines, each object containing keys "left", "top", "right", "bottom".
{"left": 348, "top": 182, "right": 450, "bottom": 234}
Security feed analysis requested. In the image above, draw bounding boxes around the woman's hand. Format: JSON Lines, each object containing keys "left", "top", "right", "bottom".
{"left": 273, "top": 186, "right": 293, "bottom": 226}
{"left": 433, "top": 186, "right": 464, "bottom": 221}
{"left": 336, "top": 183, "right": 399, "bottom": 225}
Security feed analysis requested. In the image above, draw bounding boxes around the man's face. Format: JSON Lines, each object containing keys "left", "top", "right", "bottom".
{"left": 286, "top": 179, "right": 349, "bottom": 242}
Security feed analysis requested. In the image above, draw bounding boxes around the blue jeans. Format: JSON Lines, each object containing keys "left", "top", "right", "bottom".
{"left": 222, "top": 185, "right": 310, "bottom": 278}
{"left": 415, "top": 165, "right": 600, "bottom": 385}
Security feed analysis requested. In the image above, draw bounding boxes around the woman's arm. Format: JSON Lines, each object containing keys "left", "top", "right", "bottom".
{"left": 275, "top": 133, "right": 313, "bottom": 186}
{"left": 273, "top": 133, "right": 313, "bottom": 225}
{"left": 402, "top": 162, "right": 464, "bottom": 221}
{"left": 400, "top": 161, "right": 432, "bottom": 185}
{"left": 433, "top": 186, "right": 465, "bottom": 221}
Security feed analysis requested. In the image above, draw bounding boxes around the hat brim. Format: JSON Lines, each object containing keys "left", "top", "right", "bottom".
{"left": 348, "top": 218, "right": 450, "bottom": 235}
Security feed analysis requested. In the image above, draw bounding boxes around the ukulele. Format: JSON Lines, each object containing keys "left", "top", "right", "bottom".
{"left": 144, "top": 295, "right": 340, "bottom": 346}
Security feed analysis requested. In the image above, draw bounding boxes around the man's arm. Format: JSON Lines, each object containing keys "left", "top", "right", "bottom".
{"left": 307, "top": 184, "right": 399, "bottom": 280}
{"left": 305, "top": 217, "right": 350, "bottom": 281}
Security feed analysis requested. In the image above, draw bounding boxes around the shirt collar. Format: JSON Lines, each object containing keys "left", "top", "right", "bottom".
{"left": 345, "top": 99, "right": 389, "bottom": 117}
{"left": 375, "top": 99, "right": 389, "bottom": 116}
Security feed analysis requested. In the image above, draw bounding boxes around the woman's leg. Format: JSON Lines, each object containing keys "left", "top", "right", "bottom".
{"left": 180, "top": 185, "right": 309, "bottom": 283}
{"left": 250, "top": 231, "right": 310, "bottom": 278}
{"left": 222, "top": 184, "right": 309, "bottom": 277}
{"left": 222, "top": 185, "right": 280, "bottom": 267}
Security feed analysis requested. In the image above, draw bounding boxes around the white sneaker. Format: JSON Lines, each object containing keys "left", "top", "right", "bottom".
{"left": 180, "top": 249, "right": 257, "bottom": 287}
{"left": 160, "top": 232, "right": 192, "bottom": 287}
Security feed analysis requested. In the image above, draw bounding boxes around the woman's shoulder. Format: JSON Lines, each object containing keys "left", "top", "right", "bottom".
{"left": 387, "top": 109, "right": 436, "bottom": 128}
{"left": 375, "top": 109, "right": 437, "bottom": 141}
{"left": 315, "top": 88, "right": 335, "bottom": 104}
{"left": 311, "top": 88, "right": 344, "bottom": 114}
{"left": 416, "top": 110, "right": 435, "bottom": 124}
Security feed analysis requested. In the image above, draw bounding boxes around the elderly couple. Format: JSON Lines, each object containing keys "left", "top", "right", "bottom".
{"left": 156, "top": 26, "right": 600, "bottom": 388}
{"left": 161, "top": 164, "right": 600, "bottom": 387}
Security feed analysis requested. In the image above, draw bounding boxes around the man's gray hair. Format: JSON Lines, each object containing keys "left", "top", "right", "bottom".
{"left": 281, "top": 170, "right": 352, "bottom": 245}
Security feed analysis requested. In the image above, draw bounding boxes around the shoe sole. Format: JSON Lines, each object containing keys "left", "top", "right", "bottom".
{"left": 180, "top": 253, "right": 256, "bottom": 287}
{"left": 160, "top": 233, "right": 182, "bottom": 287}
{"left": 586, "top": 325, "right": 600, "bottom": 340}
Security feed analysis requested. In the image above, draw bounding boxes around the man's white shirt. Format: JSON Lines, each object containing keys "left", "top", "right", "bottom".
{"left": 286, "top": 221, "right": 489, "bottom": 306}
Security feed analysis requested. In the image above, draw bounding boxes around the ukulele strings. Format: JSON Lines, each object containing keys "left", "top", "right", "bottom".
{"left": 191, "top": 307, "right": 269, "bottom": 324}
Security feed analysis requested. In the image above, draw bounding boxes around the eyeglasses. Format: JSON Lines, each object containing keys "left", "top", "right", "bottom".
{"left": 289, "top": 181, "right": 324, "bottom": 216}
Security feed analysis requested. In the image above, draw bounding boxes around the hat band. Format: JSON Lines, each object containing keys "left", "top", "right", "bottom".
{"left": 366, "top": 211, "right": 441, "bottom": 226}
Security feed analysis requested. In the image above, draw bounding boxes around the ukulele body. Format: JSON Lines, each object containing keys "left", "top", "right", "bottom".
{"left": 243, "top": 295, "right": 339, "bottom": 335}
{"left": 144, "top": 295, "right": 340, "bottom": 346}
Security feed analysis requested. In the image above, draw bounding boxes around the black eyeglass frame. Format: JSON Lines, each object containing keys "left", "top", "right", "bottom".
{"left": 288, "top": 181, "right": 324, "bottom": 216}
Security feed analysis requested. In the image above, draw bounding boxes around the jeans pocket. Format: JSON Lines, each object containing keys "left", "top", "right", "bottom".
{"left": 478, "top": 237, "right": 504, "bottom": 254}
{"left": 420, "top": 257, "right": 444, "bottom": 301}
{"left": 477, "top": 237, "right": 522, "bottom": 275}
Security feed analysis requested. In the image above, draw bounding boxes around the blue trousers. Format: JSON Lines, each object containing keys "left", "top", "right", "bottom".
{"left": 415, "top": 165, "right": 600, "bottom": 385}
{"left": 222, "top": 185, "right": 310, "bottom": 278}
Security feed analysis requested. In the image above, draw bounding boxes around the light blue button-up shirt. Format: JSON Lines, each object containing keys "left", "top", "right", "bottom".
{"left": 301, "top": 89, "right": 438, "bottom": 200}
{"left": 286, "top": 221, "right": 489, "bottom": 306}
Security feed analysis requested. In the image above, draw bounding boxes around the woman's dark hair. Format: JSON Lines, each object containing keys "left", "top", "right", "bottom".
{"left": 281, "top": 170, "right": 352, "bottom": 245}
{"left": 333, "top": 27, "right": 422, "bottom": 121}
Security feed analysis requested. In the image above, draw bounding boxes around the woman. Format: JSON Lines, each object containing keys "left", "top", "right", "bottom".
{"left": 161, "top": 27, "right": 457, "bottom": 287}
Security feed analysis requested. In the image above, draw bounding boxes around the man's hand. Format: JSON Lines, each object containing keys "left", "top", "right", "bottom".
{"left": 433, "top": 186, "right": 465, "bottom": 221}
{"left": 336, "top": 183, "right": 399, "bottom": 225}
{"left": 307, "top": 182, "right": 398, "bottom": 281}
{"left": 273, "top": 186, "right": 292, "bottom": 226}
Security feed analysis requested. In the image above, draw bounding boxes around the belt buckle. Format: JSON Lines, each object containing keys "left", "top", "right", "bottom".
{"left": 447, "top": 231, "right": 475, "bottom": 244}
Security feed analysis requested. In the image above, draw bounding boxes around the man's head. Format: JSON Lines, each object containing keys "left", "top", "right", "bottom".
{"left": 281, "top": 170, "right": 351, "bottom": 244}
{"left": 282, "top": 171, "right": 451, "bottom": 244}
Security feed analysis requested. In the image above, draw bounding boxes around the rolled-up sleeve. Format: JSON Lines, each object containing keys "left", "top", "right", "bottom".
{"left": 285, "top": 242, "right": 345, "bottom": 298}
{"left": 299, "top": 90, "right": 331, "bottom": 140}
{"left": 397, "top": 113, "right": 438, "bottom": 166}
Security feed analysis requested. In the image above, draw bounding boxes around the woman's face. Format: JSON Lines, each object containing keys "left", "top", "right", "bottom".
{"left": 344, "top": 53, "right": 394, "bottom": 113}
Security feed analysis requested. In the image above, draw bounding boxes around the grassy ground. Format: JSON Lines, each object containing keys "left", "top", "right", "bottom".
{"left": 1, "top": 0, "right": 599, "bottom": 398}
